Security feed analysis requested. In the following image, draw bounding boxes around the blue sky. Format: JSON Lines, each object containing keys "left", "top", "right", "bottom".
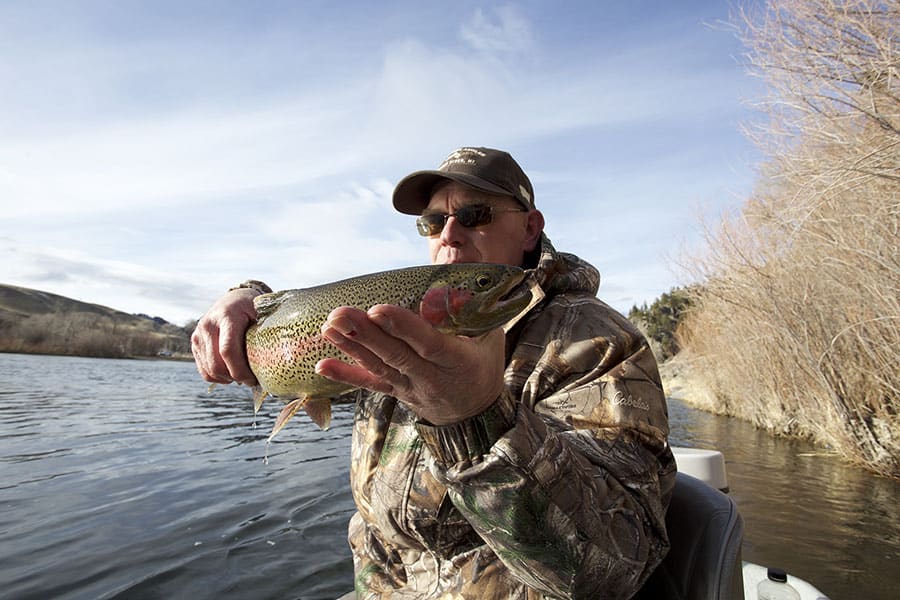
{"left": 0, "top": 1, "right": 763, "bottom": 325}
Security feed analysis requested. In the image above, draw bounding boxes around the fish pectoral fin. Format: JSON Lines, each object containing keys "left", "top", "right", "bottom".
{"left": 304, "top": 397, "right": 332, "bottom": 431}
{"left": 268, "top": 397, "right": 308, "bottom": 442}
{"left": 252, "top": 386, "right": 269, "bottom": 414}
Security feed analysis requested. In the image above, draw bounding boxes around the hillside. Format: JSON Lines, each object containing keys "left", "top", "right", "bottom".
{"left": 0, "top": 283, "right": 193, "bottom": 359}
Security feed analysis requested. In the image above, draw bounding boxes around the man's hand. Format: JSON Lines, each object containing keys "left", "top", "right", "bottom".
{"left": 191, "top": 288, "right": 260, "bottom": 386}
{"left": 316, "top": 304, "right": 505, "bottom": 425}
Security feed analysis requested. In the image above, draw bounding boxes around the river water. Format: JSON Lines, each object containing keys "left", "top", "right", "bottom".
{"left": 0, "top": 353, "right": 897, "bottom": 599}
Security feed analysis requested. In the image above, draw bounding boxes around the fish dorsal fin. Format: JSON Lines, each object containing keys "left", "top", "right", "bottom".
{"left": 253, "top": 292, "right": 282, "bottom": 319}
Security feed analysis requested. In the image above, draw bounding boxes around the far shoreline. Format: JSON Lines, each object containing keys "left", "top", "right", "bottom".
{"left": 0, "top": 349, "right": 195, "bottom": 362}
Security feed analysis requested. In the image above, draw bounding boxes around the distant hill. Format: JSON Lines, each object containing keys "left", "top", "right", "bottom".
{"left": 0, "top": 283, "right": 193, "bottom": 359}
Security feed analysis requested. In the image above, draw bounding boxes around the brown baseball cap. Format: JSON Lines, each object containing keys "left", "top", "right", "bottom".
{"left": 392, "top": 146, "right": 535, "bottom": 215}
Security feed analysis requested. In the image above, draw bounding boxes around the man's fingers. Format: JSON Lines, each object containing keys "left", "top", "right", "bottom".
{"left": 205, "top": 340, "right": 234, "bottom": 383}
{"left": 367, "top": 305, "right": 448, "bottom": 363}
{"left": 369, "top": 304, "right": 504, "bottom": 376}
{"left": 315, "top": 357, "right": 396, "bottom": 396}
{"left": 218, "top": 319, "right": 257, "bottom": 385}
{"left": 321, "top": 309, "right": 416, "bottom": 388}
{"left": 320, "top": 306, "right": 440, "bottom": 399}
{"left": 191, "top": 289, "right": 260, "bottom": 386}
{"left": 318, "top": 303, "right": 505, "bottom": 424}
{"left": 192, "top": 324, "right": 227, "bottom": 383}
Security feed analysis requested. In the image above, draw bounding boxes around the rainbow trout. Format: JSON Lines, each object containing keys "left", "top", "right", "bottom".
{"left": 245, "top": 263, "right": 533, "bottom": 441}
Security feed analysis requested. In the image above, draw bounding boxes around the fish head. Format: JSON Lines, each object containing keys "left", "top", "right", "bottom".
{"left": 419, "top": 263, "right": 534, "bottom": 335}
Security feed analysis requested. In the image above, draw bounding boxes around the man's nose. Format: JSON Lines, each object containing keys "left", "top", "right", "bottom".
{"left": 439, "top": 215, "right": 466, "bottom": 246}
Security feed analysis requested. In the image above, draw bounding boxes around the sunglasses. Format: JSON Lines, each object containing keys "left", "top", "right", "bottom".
{"left": 416, "top": 204, "right": 528, "bottom": 237}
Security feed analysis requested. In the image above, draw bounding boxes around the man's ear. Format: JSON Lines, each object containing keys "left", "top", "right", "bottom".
{"left": 523, "top": 210, "right": 545, "bottom": 252}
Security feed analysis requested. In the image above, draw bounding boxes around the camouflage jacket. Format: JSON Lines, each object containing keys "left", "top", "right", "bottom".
{"left": 348, "top": 236, "right": 676, "bottom": 599}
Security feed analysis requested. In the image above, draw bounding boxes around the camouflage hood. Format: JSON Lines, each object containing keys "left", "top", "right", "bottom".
{"left": 528, "top": 233, "right": 601, "bottom": 298}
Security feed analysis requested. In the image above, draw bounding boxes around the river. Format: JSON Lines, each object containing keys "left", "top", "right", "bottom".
{"left": 0, "top": 353, "right": 896, "bottom": 599}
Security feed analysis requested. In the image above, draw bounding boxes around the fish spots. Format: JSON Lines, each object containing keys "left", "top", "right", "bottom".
{"left": 246, "top": 332, "right": 336, "bottom": 397}
{"left": 244, "top": 263, "right": 529, "bottom": 438}
{"left": 246, "top": 332, "right": 330, "bottom": 368}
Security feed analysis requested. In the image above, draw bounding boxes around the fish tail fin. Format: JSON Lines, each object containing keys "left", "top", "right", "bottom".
{"left": 252, "top": 386, "right": 269, "bottom": 413}
{"left": 267, "top": 397, "right": 308, "bottom": 442}
{"left": 304, "top": 397, "right": 332, "bottom": 431}
{"left": 207, "top": 383, "right": 218, "bottom": 394}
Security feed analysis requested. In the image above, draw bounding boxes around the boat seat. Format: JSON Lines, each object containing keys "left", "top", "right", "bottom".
{"left": 635, "top": 472, "right": 745, "bottom": 600}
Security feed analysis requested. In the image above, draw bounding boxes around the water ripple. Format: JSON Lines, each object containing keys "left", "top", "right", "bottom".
{"left": 0, "top": 354, "right": 896, "bottom": 600}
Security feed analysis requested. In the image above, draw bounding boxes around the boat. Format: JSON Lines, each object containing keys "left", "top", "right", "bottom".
{"left": 337, "top": 446, "right": 831, "bottom": 599}
{"left": 664, "top": 446, "right": 831, "bottom": 600}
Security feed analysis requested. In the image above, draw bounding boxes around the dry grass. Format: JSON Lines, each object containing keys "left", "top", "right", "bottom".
{"left": 0, "top": 311, "right": 191, "bottom": 358}
{"left": 677, "top": 0, "right": 899, "bottom": 477}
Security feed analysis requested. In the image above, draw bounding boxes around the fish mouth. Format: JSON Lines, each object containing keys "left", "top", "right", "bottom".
{"left": 450, "top": 268, "right": 536, "bottom": 335}
{"left": 496, "top": 272, "right": 544, "bottom": 331}
{"left": 495, "top": 270, "right": 537, "bottom": 311}
{"left": 493, "top": 269, "right": 530, "bottom": 307}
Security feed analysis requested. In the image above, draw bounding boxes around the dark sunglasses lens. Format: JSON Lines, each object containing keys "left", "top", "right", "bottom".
{"left": 455, "top": 205, "right": 492, "bottom": 227}
{"left": 415, "top": 205, "right": 494, "bottom": 236}
{"left": 416, "top": 214, "right": 445, "bottom": 236}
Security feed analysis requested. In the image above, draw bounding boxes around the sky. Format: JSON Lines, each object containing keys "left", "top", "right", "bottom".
{"left": 0, "top": 0, "right": 764, "bottom": 326}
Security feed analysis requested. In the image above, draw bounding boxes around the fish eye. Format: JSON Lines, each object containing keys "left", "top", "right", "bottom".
{"left": 475, "top": 273, "right": 494, "bottom": 289}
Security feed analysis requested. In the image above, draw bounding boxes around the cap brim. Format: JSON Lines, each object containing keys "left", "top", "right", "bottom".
{"left": 392, "top": 170, "right": 515, "bottom": 215}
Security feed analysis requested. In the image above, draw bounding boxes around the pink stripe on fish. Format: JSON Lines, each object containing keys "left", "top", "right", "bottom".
{"left": 247, "top": 332, "right": 331, "bottom": 367}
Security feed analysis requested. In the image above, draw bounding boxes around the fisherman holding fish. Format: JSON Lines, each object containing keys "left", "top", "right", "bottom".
{"left": 192, "top": 147, "right": 675, "bottom": 599}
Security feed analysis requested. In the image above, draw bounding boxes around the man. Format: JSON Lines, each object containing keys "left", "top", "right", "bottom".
{"left": 192, "top": 147, "right": 675, "bottom": 599}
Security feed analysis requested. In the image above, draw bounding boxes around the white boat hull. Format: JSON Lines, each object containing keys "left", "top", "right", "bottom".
{"left": 742, "top": 561, "right": 830, "bottom": 599}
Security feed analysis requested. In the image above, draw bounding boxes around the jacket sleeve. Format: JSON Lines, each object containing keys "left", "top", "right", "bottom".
{"left": 416, "top": 294, "right": 676, "bottom": 599}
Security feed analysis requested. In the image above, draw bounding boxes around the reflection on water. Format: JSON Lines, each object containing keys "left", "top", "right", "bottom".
{"left": 0, "top": 354, "right": 897, "bottom": 599}
{"left": 669, "top": 398, "right": 900, "bottom": 600}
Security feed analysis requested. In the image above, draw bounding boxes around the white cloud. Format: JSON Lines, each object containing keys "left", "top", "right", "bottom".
{"left": 0, "top": 97, "right": 367, "bottom": 219}
{"left": 3, "top": 239, "right": 213, "bottom": 323}
{"left": 0, "top": 1, "right": 759, "bottom": 323}
{"left": 460, "top": 5, "right": 536, "bottom": 55}
{"left": 249, "top": 179, "right": 424, "bottom": 284}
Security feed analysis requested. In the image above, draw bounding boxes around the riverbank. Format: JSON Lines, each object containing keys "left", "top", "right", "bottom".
{"left": 0, "top": 283, "right": 193, "bottom": 359}
{"left": 659, "top": 354, "right": 720, "bottom": 413}
{"left": 658, "top": 352, "right": 814, "bottom": 431}
{"left": 659, "top": 353, "right": 898, "bottom": 479}
{"left": 0, "top": 349, "right": 195, "bottom": 362}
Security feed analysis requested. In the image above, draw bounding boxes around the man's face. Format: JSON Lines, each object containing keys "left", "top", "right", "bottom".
{"left": 423, "top": 181, "right": 543, "bottom": 266}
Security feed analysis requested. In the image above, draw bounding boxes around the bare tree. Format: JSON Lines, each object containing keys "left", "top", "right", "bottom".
{"left": 679, "top": 0, "right": 899, "bottom": 476}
